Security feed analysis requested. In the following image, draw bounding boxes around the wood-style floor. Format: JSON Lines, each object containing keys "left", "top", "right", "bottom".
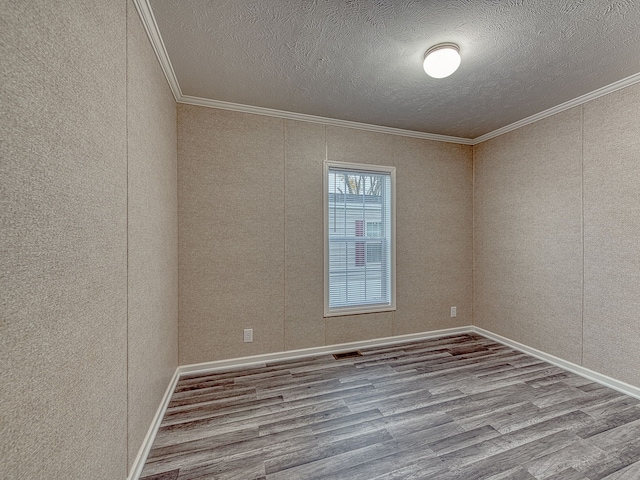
{"left": 140, "top": 334, "right": 640, "bottom": 480}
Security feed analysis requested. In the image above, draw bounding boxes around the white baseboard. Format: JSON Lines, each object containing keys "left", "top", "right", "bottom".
{"left": 128, "top": 368, "right": 181, "bottom": 480}
{"left": 178, "top": 326, "right": 473, "bottom": 376}
{"left": 128, "top": 325, "right": 640, "bottom": 479}
{"left": 126, "top": 326, "right": 471, "bottom": 479}
{"left": 179, "top": 325, "right": 640, "bottom": 400}
{"left": 473, "top": 327, "right": 640, "bottom": 401}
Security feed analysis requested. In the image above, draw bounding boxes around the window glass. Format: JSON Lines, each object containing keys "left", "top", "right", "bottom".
{"left": 324, "top": 162, "right": 396, "bottom": 316}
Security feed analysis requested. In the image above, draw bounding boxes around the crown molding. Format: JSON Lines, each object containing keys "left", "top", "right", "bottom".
{"left": 131, "top": 0, "right": 182, "bottom": 101}
{"left": 130, "top": 2, "right": 470, "bottom": 144}
{"left": 134, "top": 1, "right": 640, "bottom": 147}
{"left": 178, "top": 95, "right": 474, "bottom": 145}
{"left": 472, "top": 71, "right": 640, "bottom": 144}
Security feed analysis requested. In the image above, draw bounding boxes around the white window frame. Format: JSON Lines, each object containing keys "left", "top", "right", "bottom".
{"left": 323, "top": 161, "right": 396, "bottom": 317}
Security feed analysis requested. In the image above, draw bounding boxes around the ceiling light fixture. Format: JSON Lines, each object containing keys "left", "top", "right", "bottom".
{"left": 423, "top": 43, "right": 461, "bottom": 79}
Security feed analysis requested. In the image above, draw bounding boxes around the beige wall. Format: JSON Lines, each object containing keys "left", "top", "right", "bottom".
{"left": 126, "top": 0, "right": 178, "bottom": 471}
{"left": 582, "top": 83, "right": 640, "bottom": 388}
{"left": 4, "top": 1, "right": 639, "bottom": 476}
{"left": 474, "top": 82, "right": 640, "bottom": 388}
{"left": 1, "top": 1, "right": 178, "bottom": 478}
{"left": 1, "top": 1, "right": 128, "bottom": 478}
{"left": 474, "top": 108, "right": 584, "bottom": 363}
{"left": 178, "top": 105, "right": 473, "bottom": 364}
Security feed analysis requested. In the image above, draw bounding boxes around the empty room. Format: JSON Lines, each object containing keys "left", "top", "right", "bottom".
{"left": 3, "top": 1, "right": 640, "bottom": 479}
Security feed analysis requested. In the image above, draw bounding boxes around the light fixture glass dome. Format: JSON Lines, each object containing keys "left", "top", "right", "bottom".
{"left": 423, "top": 43, "right": 461, "bottom": 79}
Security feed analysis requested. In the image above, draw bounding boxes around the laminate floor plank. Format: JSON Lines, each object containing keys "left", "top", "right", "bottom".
{"left": 575, "top": 455, "right": 632, "bottom": 480}
{"left": 585, "top": 417, "right": 640, "bottom": 452}
{"left": 310, "top": 409, "right": 384, "bottom": 437}
{"left": 164, "top": 392, "right": 285, "bottom": 419}
{"left": 446, "top": 386, "right": 537, "bottom": 419}
{"left": 543, "top": 468, "right": 589, "bottom": 480}
{"left": 530, "top": 385, "right": 590, "bottom": 408}
{"left": 484, "top": 467, "right": 537, "bottom": 480}
{"left": 374, "top": 390, "right": 467, "bottom": 417}
{"left": 444, "top": 430, "right": 581, "bottom": 478}
{"left": 169, "top": 388, "right": 257, "bottom": 408}
{"left": 153, "top": 399, "right": 348, "bottom": 447}
{"left": 582, "top": 395, "right": 640, "bottom": 418}
{"left": 140, "top": 334, "right": 640, "bottom": 479}
{"left": 428, "top": 424, "right": 501, "bottom": 455}
{"left": 263, "top": 427, "right": 394, "bottom": 475}
{"left": 600, "top": 461, "right": 640, "bottom": 480}
{"left": 366, "top": 459, "right": 451, "bottom": 480}
{"left": 177, "top": 365, "right": 281, "bottom": 383}
{"left": 256, "top": 405, "right": 354, "bottom": 436}
{"left": 177, "top": 459, "right": 266, "bottom": 480}
{"left": 573, "top": 405, "right": 640, "bottom": 439}
{"left": 522, "top": 439, "right": 607, "bottom": 479}
{"left": 494, "top": 389, "right": 625, "bottom": 434}
{"left": 147, "top": 426, "right": 260, "bottom": 460}
{"left": 309, "top": 441, "right": 442, "bottom": 480}
{"left": 265, "top": 438, "right": 403, "bottom": 480}
{"left": 140, "top": 470, "right": 179, "bottom": 480}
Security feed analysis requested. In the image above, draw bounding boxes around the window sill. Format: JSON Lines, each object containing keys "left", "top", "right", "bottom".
{"left": 324, "top": 304, "right": 396, "bottom": 318}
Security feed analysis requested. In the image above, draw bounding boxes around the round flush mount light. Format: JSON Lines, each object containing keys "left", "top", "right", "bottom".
{"left": 423, "top": 43, "right": 461, "bottom": 79}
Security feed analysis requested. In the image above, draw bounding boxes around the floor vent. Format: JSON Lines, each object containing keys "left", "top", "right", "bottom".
{"left": 333, "top": 351, "right": 363, "bottom": 360}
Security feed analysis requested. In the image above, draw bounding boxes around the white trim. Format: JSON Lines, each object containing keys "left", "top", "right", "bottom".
{"left": 132, "top": 1, "right": 640, "bottom": 146}
{"left": 166, "top": 73, "right": 640, "bottom": 146}
{"left": 127, "top": 368, "right": 181, "bottom": 480}
{"left": 177, "top": 326, "right": 640, "bottom": 401}
{"left": 128, "top": 325, "right": 640, "bottom": 479}
{"left": 323, "top": 160, "right": 330, "bottom": 318}
{"left": 179, "top": 326, "right": 473, "bottom": 376}
{"left": 323, "top": 161, "right": 397, "bottom": 317}
{"left": 131, "top": 0, "right": 182, "bottom": 101}
{"left": 178, "top": 95, "right": 474, "bottom": 145}
{"left": 472, "top": 72, "right": 640, "bottom": 144}
{"left": 323, "top": 304, "right": 397, "bottom": 318}
{"left": 473, "top": 327, "right": 640, "bottom": 401}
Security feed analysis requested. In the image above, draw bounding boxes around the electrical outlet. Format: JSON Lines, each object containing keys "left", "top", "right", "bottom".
{"left": 243, "top": 328, "right": 253, "bottom": 343}
{"left": 450, "top": 306, "right": 457, "bottom": 318}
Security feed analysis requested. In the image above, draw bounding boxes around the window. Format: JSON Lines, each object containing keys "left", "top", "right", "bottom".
{"left": 324, "top": 161, "right": 396, "bottom": 317}
{"left": 366, "top": 222, "right": 382, "bottom": 264}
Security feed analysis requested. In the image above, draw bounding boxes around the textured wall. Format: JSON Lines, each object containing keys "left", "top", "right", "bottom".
{"left": 178, "top": 105, "right": 473, "bottom": 365}
{"left": 126, "top": 0, "right": 178, "bottom": 471}
{"left": 177, "top": 107, "right": 286, "bottom": 364}
{"left": 1, "top": 1, "right": 179, "bottom": 478}
{"left": 327, "top": 128, "right": 474, "bottom": 340}
{"left": 473, "top": 108, "right": 583, "bottom": 363}
{"left": 474, "top": 83, "right": 640, "bottom": 388}
{"left": 1, "top": 1, "right": 128, "bottom": 479}
{"left": 583, "top": 83, "right": 640, "bottom": 388}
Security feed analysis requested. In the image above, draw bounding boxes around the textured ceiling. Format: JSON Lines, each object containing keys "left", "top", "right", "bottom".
{"left": 149, "top": 0, "right": 640, "bottom": 139}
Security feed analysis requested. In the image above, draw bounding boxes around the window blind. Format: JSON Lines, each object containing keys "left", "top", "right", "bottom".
{"left": 327, "top": 166, "right": 393, "bottom": 311}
